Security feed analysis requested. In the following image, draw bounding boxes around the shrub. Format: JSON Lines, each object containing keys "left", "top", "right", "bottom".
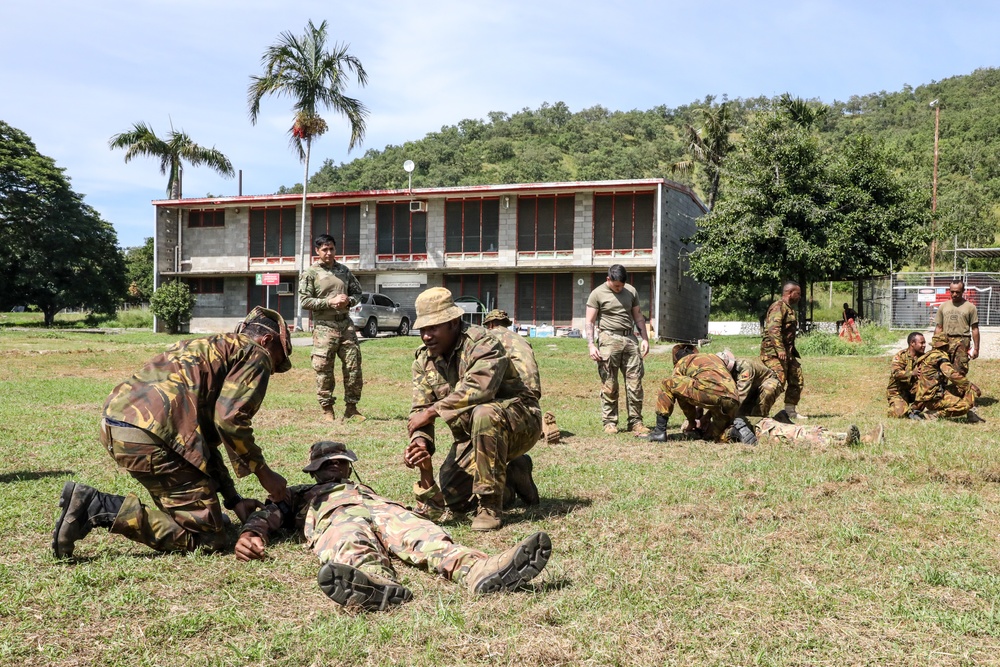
{"left": 149, "top": 281, "right": 195, "bottom": 334}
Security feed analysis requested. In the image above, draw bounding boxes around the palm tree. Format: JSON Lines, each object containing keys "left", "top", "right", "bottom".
{"left": 671, "top": 101, "right": 734, "bottom": 210}
{"left": 108, "top": 122, "right": 234, "bottom": 199}
{"left": 247, "top": 19, "right": 369, "bottom": 330}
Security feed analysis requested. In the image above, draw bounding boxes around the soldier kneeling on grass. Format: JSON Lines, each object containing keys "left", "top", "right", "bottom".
{"left": 234, "top": 441, "right": 552, "bottom": 612}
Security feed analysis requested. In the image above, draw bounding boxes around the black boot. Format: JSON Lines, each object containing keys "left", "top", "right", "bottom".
{"left": 647, "top": 414, "right": 669, "bottom": 442}
{"left": 729, "top": 417, "right": 758, "bottom": 446}
{"left": 52, "top": 481, "right": 124, "bottom": 559}
{"left": 505, "top": 454, "right": 540, "bottom": 506}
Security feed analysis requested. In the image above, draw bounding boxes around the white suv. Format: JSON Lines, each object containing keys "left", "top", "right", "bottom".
{"left": 349, "top": 292, "right": 413, "bottom": 338}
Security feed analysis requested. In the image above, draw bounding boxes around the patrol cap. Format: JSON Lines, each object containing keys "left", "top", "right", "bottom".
{"left": 302, "top": 440, "right": 359, "bottom": 473}
{"left": 483, "top": 309, "right": 512, "bottom": 327}
{"left": 931, "top": 331, "right": 949, "bottom": 349}
{"left": 716, "top": 348, "right": 735, "bottom": 372}
{"left": 237, "top": 306, "right": 293, "bottom": 373}
{"left": 413, "top": 287, "right": 466, "bottom": 329}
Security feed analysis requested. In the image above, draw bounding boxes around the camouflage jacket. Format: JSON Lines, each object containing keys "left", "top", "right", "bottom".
{"left": 760, "top": 300, "right": 799, "bottom": 360}
{"left": 410, "top": 324, "right": 539, "bottom": 451}
{"left": 103, "top": 334, "right": 275, "bottom": 496}
{"left": 486, "top": 326, "right": 542, "bottom": 400}
{"left": 298, "top": 260, "right": 362, "bottom": 321}
{"left": 732, "top": 357, "right": 777, "bottom": 404}
{"left": 913, "top": 349, "right": 970, "bottom": 403}
{"left": 674, "top": 353, "right": 738, "bottom": 399}
{"left": 887, "top": 348, "right": 919, "bottom": 398}
{"left": 239, "top": 478, "right": 405, "bottom": 548}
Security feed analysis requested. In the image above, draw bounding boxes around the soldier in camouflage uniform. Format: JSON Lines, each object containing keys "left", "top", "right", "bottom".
{"left": 235, "top": 441, "right": 552, "bottom": 611}
{"left": 404, "top": 288, "right": 543, "bottom": 531}
{"left": 298, "top": 234, "right": 364, "bottom": 422}
{"left": 716, "top": 349, "right": 781, "bottom": 418}
{"left": 886, "top": 332, "right": 925, "bottom": 418}
{"left": 52, "top": 307, "right": 293, "bottom": 559}
{"left": 755, "top": 418, "right": 864, "bottom": 447}
{"left": 911, "top": 332, "right": 984, "bottom": 422}
{"left": 647, "top": 344, "right": 739, "bottom": 442}
{"left": 761, "top": 282, "right": 807, "bottom": 421}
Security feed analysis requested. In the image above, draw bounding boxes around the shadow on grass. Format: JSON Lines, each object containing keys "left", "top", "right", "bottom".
{"left": 0, "top": 470, "right": 75, "bottom": 484}
{"left": 977, "top": 396, "right": 997, "bottom": 407}
{"left": 502, "top": 496, "right": 593, "bottom": 526}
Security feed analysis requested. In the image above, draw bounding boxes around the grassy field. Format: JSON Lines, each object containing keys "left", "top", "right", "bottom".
{"left": 2, "top": 329, "right": 1000, "bottom": 666}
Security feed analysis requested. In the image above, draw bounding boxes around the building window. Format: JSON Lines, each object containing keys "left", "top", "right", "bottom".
{"left": 249, "top": 206, "right": 297, "bottom": 260}
{"left": 312, "top": 204, "right": 361, "bottom": 257}
{"left": 188, "top": 209, "right": 225, "bottom": 228}
{"left": 593, "top": 192, "right": 654, "bottom": 254}
{"left": 445, "top": 199, "right": 500, "bottom": 256}
{"left": 246, "top": 277, "right": 297, "bottom": 325}
{"left": 185, "top": 277, "right": 225, "bottom": 294}
{"left": 444, "top": 274, "right": 498, "bottom": 309}
{"left": 591, "top": 271, "right": 655, "bottom": 321}
{"left": 516, "top": 273, "right": 573, "bottom": 326}
{"left": 376, "top": 203, "right": 426, "bottom": 260}
{"left": 517, "top": 195, "right": 574, "bottom": 255}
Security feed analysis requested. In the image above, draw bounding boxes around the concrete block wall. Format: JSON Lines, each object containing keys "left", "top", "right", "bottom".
{"left": 657, "top": 187, "right": 710, "bottom": 342}
{"left": 183, "top": 208, "right": 250, "bottom": 273}
{"left": 574, "top": 192, "right": 594, "bottom": 265}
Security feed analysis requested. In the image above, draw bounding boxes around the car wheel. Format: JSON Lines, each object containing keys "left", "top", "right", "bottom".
{"left": 364, "top": 318, "right": 378, "bottom": 339}
{"left": 397, "top": 318, "right": 410, "bottom": 336}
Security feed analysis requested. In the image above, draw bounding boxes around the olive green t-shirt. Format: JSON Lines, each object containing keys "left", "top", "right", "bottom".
{"left": 586, "top": 282, "right": 639, "bottom": 334}
{"left": 936, "top": 299, "right": 978, "bottom": 336}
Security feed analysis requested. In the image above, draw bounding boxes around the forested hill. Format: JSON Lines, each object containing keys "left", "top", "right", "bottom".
{"left": 288, "top": 67, "right": 1000, "bottom": 249}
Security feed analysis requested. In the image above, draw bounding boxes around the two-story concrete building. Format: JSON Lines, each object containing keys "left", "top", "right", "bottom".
{"left": 152, "top": 178, "right": 709, "bottom": 341}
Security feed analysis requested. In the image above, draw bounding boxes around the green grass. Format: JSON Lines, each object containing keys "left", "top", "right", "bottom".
{"left": 2, "top": 332, "right": 999, "bottom": 665}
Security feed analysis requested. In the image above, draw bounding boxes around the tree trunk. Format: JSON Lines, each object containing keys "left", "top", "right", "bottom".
{"left": 43, "top": 306, "right": 56, "bottom": 327}
{"left": 296, "top": 139, "right": 312, "bottom": 331}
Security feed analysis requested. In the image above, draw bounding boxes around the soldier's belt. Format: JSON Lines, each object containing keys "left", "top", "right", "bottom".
{"left": 315, "top": 315, "right": 349, "bottom": 324}
{"left": 946, "top": 334, "right": 971, "bottom": 338}
{"left": 105, "top": 421, "right": 160, "bottom": 445}
{"left": 600, "top": 329, "right": 635, "bottom": 338}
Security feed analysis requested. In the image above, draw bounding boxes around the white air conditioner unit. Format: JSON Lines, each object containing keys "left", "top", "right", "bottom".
{"left": 275, "top": 282, "right": 293, "bottom": 296}
{"left": 409, "top": 200, "right": 428, "bottom": 213}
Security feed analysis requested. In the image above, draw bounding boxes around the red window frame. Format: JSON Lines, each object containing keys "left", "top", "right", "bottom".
{"left": 593, "top": 192, "right": 654, "bottom": 257}
{"left": 444, "top": 198, "right": 500, "bottom": 258}
{"left": 188, "top": 209, "right": 225, "bottom": 228}
{"left": 311, "top": 203, "right": 361, "bottom": 260}
{"left": 185, "top": 277, "right": 225, "bottom": 294}
{"left": 515, "top": 273, "right": 574, "bottom": 326}
{"left": 516, "top": 194, "right": 575, "bottom": 257}
{"left": 249, "top": 206, "right": 297, "bottom": 262}
{"left": 376, "top": 203, "right": 427, "bottom": 262}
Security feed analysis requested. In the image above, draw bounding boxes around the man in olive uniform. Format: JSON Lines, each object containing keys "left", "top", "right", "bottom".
{"left": 404, "top": 288, "right": 542, "bottom": 531}
{"left": 716, "top": 349, "right": 781, "bottom": 419}
{"left": 912, "top": 332, "right": 984, "bottom": 422}
{"left": 761, "top": 281, "right": 806, "bottom": 421}
{"left": 585, "top": 264, "right": 650, "bottom": 435}
{"left": 933, "top": 279, "right": 980, "bottom": 377}
{"left": 886, "top": 332, "right": 925, "bottom": 418}
{"left": 647, "top": 344, "right": 739, "bottom": 442}
{"left": 234, "top": 440, "right": 552, "bottom": 612}
{"left": 52, "top": 307, "right": 293, "bottom": 558}
{"left": 299, "top": 234, "right": 364, "bottom": 422}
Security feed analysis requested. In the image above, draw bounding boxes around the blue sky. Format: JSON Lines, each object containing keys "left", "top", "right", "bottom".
{"left": 2, "top": 0, "right": 996, "bottom": 248}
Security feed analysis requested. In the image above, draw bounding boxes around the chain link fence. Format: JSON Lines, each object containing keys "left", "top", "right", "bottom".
{"left": 861, "top": 272, "right": 1000, "bottom": 329}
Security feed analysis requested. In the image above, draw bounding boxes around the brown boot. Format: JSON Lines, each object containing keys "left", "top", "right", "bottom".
{"left": 342, "top": 404, "right": 366, "bottom": 422}
{"left": 471, "top": 495, "right": 503, "bottom": 531}
{"left": 466, "top": 531, "right": 552, "bottom": 594}
{"left": 862, "top": 424, "right": 885, "bottom": 445}
{"left": 321, "top": 405, "right": 336, "bottom": 422}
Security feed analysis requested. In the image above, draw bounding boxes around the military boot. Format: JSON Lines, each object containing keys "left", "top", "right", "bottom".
{"left": 471, "top": 494, "right": 503, "bottom": 531}
{"left": 321, "top": 405, "right": 336, "bottom": 422}
{"left": 52, "top": 481, "right": 124, "bottom": 559}
{"left": 505, "top": 454, "right": 540, "bottom": 507}
{"left": 862, "top": 424, "right": 885, "bottom": 445}
{"left": 317, "top": 562, "right": 412, "bottom": 611}
{"left": 967, "top": 409, "right": 987, "bottom": 424}
{"left": 836, "top": 425, "right": 861, "bottom": 447}
{"left": 466, "top": 531, "right": 552, "bottom": 594}
{"left": 647, "top": 414, "right": 669, "bottom": 442}
{"left": 729, "top": 417, "right": 758, "bottom": 446}
{"left": 342, "top": 404, "right": 366, "bottom": 422}
{"left": 772, "top": 409, "right": 794, "bottom": 424}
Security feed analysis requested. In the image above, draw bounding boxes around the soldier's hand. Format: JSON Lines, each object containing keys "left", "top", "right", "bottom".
{"left": 588, "top": 342, "right": 602, "bottom": 362}
{"left": 640, "top": 339, "right": 650, "bottom": 357}
{"left": 327, "top": 293, "right": 349, "bottom": 310}
{"left": 404, "top": 440, "right": 431, "bottom": 469}
{"left": 233, "top": 498, "right": 263, "bottom": 523}
{"left": 235, "top": 533, "right": 267, "bottom": 561}
{"left": 777, "top": 350, "right": 787, "bottom": 362}
{"left": 255, "top": 465, "right": 289, "bottom": 503}
{"left": 970, "top": 348, "right": 980, "bottom": 360}
{"left": 408, "top": 407, "right": 437, "bottom": 432}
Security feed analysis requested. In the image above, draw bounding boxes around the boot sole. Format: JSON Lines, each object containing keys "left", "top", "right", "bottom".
{"left": 317, "top": 562, "right": 412, "bottom": 611}
{"left": 473, "top": 531, "right": 552, "bottom": 594}
{"left": 51, "top": 481, "right": 78, "bottom": 559}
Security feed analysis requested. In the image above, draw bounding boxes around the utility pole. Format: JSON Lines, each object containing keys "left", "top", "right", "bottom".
{"left": 930, "top": 99, "right": 940, "bottom": 275}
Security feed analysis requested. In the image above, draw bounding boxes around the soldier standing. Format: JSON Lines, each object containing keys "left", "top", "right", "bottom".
{"left": 298, "top": 234, "right": 365, "bottom": 422}
{"left": 912, "top": 332, "right": 984, "bottom": 422}
{"left": 235, "top": 441, "right": 552, "bottom": 612}
{"left": 886, "top": 332, "right": 924, "bottom": 418}
{"left": 647, "top": 344, "right": 739, "bottom": 442}
{"left": 52, "top": 307, "right": 293, "bottom": 558}
{"left": 761, "top": 281, "right": 806, "bottom": 421}
{"left": 585, "top": 264, "right": 650, "bottom": 435}
{"left": 404, "top": 288, "right": 542, "bottom": 531}
{"left": 933, "top": 279, "right": 980, "bottom": 376}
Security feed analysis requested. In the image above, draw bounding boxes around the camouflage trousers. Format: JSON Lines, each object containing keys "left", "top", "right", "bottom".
{"left": 312, "top": 319, "right": 362, "bottom": 407}
{"left": 311, "top": 499, "right": 487, "bottom": 584}
{"left": 439, "top": 398, "right": 543, "bottom": 513}
{"left": 887, "top": 389, "right": 915, "bottom": 418}
{"left": 101, "top": 423, "right": 227, "bottom": 552}
{"left": 946, "top": 336, "right": 971, "bottom": 377}
{"left": 596, "top": 331, "right": 645, "bottom": 429}
{"left": 739, "top": 378, "right": 783, "bottom": 418}
{"left": 655, "top": 376, "right": 738, "bottom": 441}
{"left": 914, "top": 388, "right": 976, "bottom": 418}
{"left": 761, "top": 354, "right": 804, "bottom": 406}
{"left": 756, "top": 418, "right": 843, "bottom": 447}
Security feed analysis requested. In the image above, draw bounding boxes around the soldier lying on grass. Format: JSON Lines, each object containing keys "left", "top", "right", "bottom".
{"left": 234, "top": 441, "right": 552, "bottom": 612}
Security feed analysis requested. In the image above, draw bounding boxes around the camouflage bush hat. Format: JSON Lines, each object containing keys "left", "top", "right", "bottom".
{"left": 483, "top": 309, "right": 512, "bottom": 326}
{"left": 237, "top": 306, "right": 293, "bottom": 373}
{"left": 413, "top": 287, "right": 465, "bottom": 329}
{"left": 931, "top": 331, "right": 949, "bottom": 349}
{"left": 302, "top": 440, "right": 359, "bottom": 473}
{"left": 716, "top": 348, "right": 735, "bottom": 372}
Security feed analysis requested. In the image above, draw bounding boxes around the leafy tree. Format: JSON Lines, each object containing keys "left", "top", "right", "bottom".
{"left": 108, "top": 122, "right": 234, "bottom": 199}
{"left": 0, "top": 120, "right": 127, "bottom": 326}
{"left": 124, "top": 237, "right": 155, "bottom": 304}
{"left": 150, "top": 280, "right": 195, "bottom": 334}
{"left": 248, "top": 19, "right": 369, "bottom": 329}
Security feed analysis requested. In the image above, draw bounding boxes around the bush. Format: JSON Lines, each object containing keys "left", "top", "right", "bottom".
{"left": 150, "top": 281, "right": 195, "bottom": 334}
{"left": 797, "top": 323, "right": 899, "bottom": 356}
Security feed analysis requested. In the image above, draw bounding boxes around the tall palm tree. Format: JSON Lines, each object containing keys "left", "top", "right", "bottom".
{"left": 108, "top": 121, "right": 234, "bottom": 199}
{"left": 247, "top": 19, "right": 369, "bottom": 329}
{"left": 671, "top": 102, "right": 734, "bottom": 210}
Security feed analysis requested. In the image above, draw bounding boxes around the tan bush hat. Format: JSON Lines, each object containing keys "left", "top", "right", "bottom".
{"left": 483, "top": 309, "right": 512, "bottom": 326}
{"left": 413, "top": 287, "right": 465, "bottom": 329}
